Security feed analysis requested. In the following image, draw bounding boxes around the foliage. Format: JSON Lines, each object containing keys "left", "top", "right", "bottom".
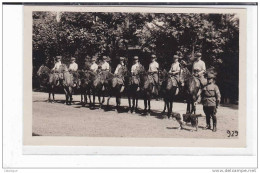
{"left": 33, "top": 12, "right": 239, "bottom": 102}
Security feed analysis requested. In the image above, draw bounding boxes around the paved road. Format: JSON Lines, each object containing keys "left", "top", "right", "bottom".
{"left": 33, "top": 92, "right": 238, "bottom": 138}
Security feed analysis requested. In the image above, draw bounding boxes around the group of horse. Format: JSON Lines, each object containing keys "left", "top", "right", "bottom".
{"left": 36, "top": 62, "right": 201, "bottom": 119}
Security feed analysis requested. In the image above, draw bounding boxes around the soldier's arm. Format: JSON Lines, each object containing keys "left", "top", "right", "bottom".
{"left": 215, "top": 85, "right": 221, "bottom": 107}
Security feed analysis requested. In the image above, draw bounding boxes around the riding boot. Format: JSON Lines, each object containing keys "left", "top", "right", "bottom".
{"left": 203, "top": 115, "right": 211, "bottom": 130}
{"left": 212, "top": 123, "right": 217, "bottom": 132}
{"left": 212, "top": 116, "right": 217, "bottom": 132}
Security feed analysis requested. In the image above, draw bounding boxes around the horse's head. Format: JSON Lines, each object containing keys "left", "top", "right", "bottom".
{"left": 179, "top": 67, "right": 191, "bottom": 87}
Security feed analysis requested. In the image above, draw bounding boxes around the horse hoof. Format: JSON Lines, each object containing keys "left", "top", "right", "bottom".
{"left": 128, "top": 110, "right": 131, "bottom": 114}
{"left": 132, "top": 111, "right": 136, "bottom": 114}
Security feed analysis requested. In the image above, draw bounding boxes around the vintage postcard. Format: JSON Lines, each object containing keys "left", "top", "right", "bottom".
{"left": 23, "top": 6, "right": 247, "bottom": 147}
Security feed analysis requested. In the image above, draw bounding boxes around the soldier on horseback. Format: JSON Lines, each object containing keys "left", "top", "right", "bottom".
{"left": 169, "top": 55, "right": 181, "bottom": 95}
{"left": 131, "top": 56, "right": 142, "bottom": 91}
{"left": 101, "top": 56, "right": 110, "bottom": 72}
{"left": 90, "top": 56, "right": 98, "bottom": 73}
{"left": 114, "top": 57, "right": 126, "bottom": 92}
{"left": 52, "top": 56, "right": 62, "bottom": 86}
{"left": 69, "top": 57, "right": 79, "bottom": 87}
{"left": 201, "top": 72, "right": 221, "bottom": 132}
{"left": 192, "top": 53, "right": 207, "bottom": 99}
{"left": 52, "top": 56, "right": 62, "bottom": 72}
{"left": 148, "top": 54, "right": 159, "bottom": 98}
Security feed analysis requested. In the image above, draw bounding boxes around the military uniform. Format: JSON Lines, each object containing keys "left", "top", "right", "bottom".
{"left": 90, "top": 57, "right": 98, "bottom": 73}
{"left": 148, "top": 55, "right": 159, "bottom": 96}
{"left": 114, "top": 57, "right": 125, "bottom": 75}
{"left": 114, "top": 57, "right": 126, "bottom": 92}
{"left": 69, "top": 62, "right": 78, "bottom": 72}
{"left": 52, "top": 56, "right": 62, "bottom": 72}
{"left": 69, "top": 57, "right": 79, "bottom": 87}
{"left": 101, "top": 56, "right": 110, "bottom": 71}
{"left": 201, "top": 72, "right": 221, "bottom": 132}
{"left": 192, "top": 53, "right": 207, "bottom": 87}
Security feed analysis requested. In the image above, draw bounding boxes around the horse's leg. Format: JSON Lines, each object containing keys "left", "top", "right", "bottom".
{"left": 166, "top": 100, "right": 170, "bottom": 118}
{"left": 128, "top": 96, "right": 131, "bottom": 113}
{"left": 132, "top": 96, "right": 136, "bottom": 114}
{"left": 87, "top": 89, "right": 91, "bottom": 105}
{"left": 135, "top": 97, "right": 139, "bottom": 113}
{"left": 144, "top": 98, "right": 147, "bottom": 114}
{"left": 81, "top": 93, "right": 83, "bottom": 103}
{"left": 168, "top": 101, "right": 173, "bottom": 119}
{"left": 48, "top": 92, "right": 51, "bottom": 102}
{"left": 186, "top": 100, "right": 190, "bottom": 114}
{"left": 147, "top": 99, "right": 151, "bottom": 116}
{"left": 92, "top": 92, "right": 95, "bottom": 108}
{"left": 162, "top": 99, "right": 166, "bottom": 113}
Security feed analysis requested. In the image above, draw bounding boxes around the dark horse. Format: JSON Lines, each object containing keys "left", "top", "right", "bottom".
{"left": 164, "top": 72, "right": 179, "bottom": 118}
{"left": 78, "top": 69, "right": 96, "bottom": 107}
{"left": 59, "top": 64, "right": 75, "bottom": 105}
{"left": 179, "top": 64, "right": 201, "bottom": 114}
{"left": 93, "top": 70, "right": 114, "bottom": 109}
{"left": 126, "top": 65, "right": 145, "bottom": 114}
{"left": 37, "top": 65, "right": 59, "bottom": 102}
{"left": 139, "top": 71, "right": 156, "bottom": 116}
{"left": 107, "top": 66, "right": 129, "bottom": 112}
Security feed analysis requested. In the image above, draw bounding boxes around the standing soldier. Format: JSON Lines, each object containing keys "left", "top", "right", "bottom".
{"left": 52, "top": 56, "right": 62, "bottom": 72}
{"left": 148, "top": 54, "right": 159, "bottom": 97}
{"left": 101, "top": 56, "right": 110, "bottom": 72}
{"left": 201, "top": 72, "right": 221, "bottom": 132}
{"left": 169, "top": 55, "right": 181, "bottom": 95}
{"left": 90, "top": 56, "right": 98, "bottom": 73}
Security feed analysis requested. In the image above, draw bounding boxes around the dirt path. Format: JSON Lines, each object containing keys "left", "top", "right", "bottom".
{"left": 33, "top": 92, "right": 238, "bottom": 138}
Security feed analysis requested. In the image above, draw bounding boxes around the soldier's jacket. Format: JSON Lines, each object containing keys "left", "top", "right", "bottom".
{"left": 201, "top": 83, "right": 221, "bottom": 107}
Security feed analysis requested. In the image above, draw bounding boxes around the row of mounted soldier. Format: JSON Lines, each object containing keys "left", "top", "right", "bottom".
{"left": 37, "top": 53, "right": 221, "bottom": 132}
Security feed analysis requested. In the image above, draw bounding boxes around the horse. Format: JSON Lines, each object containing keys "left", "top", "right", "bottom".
{"left": 139, "top": 71, "right": 155, "bottom": 116}
{"left": 36, "top": 65, "right": 59, "bottom": 102}
{"left": 158, "top": 69, "right": 170, "bottom": 114}
{"left": 58, "top": 64, "right": 75, "bottom": 105}
{"left": 126, "top": 65, "right": 145, "bottom": 114}
{"left": 162, "top": 72, "right": 180, "bottom": 118}
{"left": 78, "top": 69, "right": 96, "bottom": 107}
{"left": 106, "top": 65, "right": 129, "bottom": 112}
{"left": 92, "top": 70, "right": 114, "bottom": 109}
{"left": 179, "top": 66, "right": 201, "bottom": 115}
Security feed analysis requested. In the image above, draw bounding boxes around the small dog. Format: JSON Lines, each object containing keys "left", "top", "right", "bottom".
{"left": 171, "top": 112, "right": 202, "bottom": 131}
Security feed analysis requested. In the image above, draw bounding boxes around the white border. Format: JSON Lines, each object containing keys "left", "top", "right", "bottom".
{"left": 2, "top": 4, "right": 257, "bottom": 168}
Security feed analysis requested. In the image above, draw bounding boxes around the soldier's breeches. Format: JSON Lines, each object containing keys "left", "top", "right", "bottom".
{"left": 203, "top": 106, "right": 216, "bottom": 125}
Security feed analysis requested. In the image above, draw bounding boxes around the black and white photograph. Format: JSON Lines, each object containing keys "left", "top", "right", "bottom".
{"left": 23, "top": 6, "right": 246, "bottom": 146}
